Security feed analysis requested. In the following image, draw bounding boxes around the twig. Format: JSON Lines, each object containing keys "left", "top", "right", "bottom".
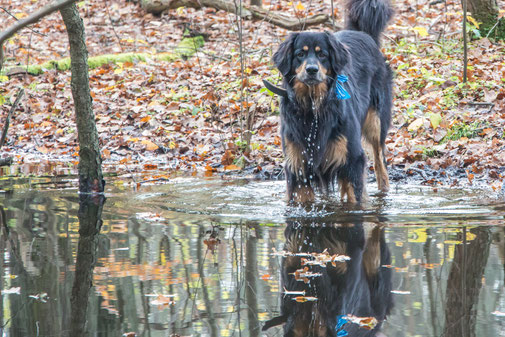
{"left": 467, "top": 102, "right": 494, "bottom": 106}
{"left": 105, "top": 0, "right": 124, "bottom": 52}
{"left": 0, "top": 0, "right": 77, "bottom": 72}
{"left": 0, "top": 88, "right": 25, "bottom": 150}
{"left": 25, "top": 31, "right": 33, "bottom": 78}
{"left": 406, "top": 167, "right": 428, "bottom": 181}
{"left": 330, "top": 0, "right": 335, "bottom": 29}
{"left": 461, "top": 0, "right": 468, "bottom": 83}
{"left": 234, "top": 0, "right": 245, "bottom": 143}
{"left": 0, "top": 7, "right": 46, "bottom": 37}
{"left": 485, "top": 19, "right": 501, "bottom": 39}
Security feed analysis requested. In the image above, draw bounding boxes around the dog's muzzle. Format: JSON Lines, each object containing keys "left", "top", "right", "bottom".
{"left": 298, "top": 63, "right": 325, "bottom": 86}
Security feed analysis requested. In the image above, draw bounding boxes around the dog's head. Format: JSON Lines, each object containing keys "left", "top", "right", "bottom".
{"left": 273, "top": 32, "right": 349, "bottom": 91}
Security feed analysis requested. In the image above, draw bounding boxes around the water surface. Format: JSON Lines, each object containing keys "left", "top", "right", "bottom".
{"left": 0, "top": 174, "right": 504, "bottom": 336}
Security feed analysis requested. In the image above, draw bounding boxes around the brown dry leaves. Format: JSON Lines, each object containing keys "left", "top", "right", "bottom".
{"left": 0, "top": 0, "right": 504, "bottom": 187}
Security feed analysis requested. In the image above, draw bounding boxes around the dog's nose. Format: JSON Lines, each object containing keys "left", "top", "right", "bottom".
{"left": 306, "top": 64, "right": 319, "bottom": 75}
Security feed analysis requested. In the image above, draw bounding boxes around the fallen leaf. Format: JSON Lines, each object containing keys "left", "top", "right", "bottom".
{"left": 141, "top": 140, "right": 159, "bottom": 151}
{"left": 408, "top": 118, "right": 424, "bottom": 132}
{"left": 224, "top": 164, "right": 241, "bottom": 171}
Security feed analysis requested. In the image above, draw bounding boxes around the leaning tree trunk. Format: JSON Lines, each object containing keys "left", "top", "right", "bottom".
{"left": 60, "top": 4, "right": 104, "bottom": 193}
{"left": 444, "top": 227, "right": 491, "bottom": 337}
{"left": 467, "top": 0, "right": 505, "bottom": 39}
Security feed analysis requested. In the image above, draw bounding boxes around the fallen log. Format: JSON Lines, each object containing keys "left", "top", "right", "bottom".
{"left": 2, "top": 36, "right": 204, "bottom": 76}
{"left": 140, "top": 0, "right": 334, "bottom": 30}
{"left": 249, "top": 7, "right": 330, "bottom": 31}
{"left": 141, "top": 0, "right": 251, "bottom": 17}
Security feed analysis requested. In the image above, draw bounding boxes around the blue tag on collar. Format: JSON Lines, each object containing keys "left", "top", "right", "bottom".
{"left": 335, "top": 74, "right": 351, "bottom": 100}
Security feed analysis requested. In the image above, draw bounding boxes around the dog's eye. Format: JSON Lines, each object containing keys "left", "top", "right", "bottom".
{"left": 296, "top": 51, "right": 305, "bottom": 58}
{"left": 318, "top": 52, "right": 327, "bottom": 59}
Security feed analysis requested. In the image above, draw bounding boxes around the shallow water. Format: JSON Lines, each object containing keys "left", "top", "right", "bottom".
{"left": 0, "top": 174, "right": 504, "bottom": 336}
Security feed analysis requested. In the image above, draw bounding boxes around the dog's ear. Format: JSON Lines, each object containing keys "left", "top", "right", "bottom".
{"left": 325, "top": 32, "right": 349, "bottom": 75}
{"left": 262, "top": 314, "right": 287, "bottom": 331}
{"left": 273, "top": 33, "right": 298, "bottom": 77}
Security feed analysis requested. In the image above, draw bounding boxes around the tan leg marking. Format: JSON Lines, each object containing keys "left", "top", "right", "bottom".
{"left": 322, "top": 136, "right": 348, "bottom": 173}
{"left": 363, "top": 108, "right": 389, "bottom": 192}
{"left": 340, "top": 179, "right": 356, "bottom": 203}
{"left": 363, "top": 225, "right": 383, "bottom": 279}
{"left": 291, "top": 185, "right": 315, "bottom": 203}
{"left": 321, "top": 232, "right": 348, "bottom": 274}
{"left": 284, "top": 139, "right": 305, "bottom": 178}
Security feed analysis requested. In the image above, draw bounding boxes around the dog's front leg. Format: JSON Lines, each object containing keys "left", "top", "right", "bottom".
{"left": 286, "top": 171, "right": 315, "bottom": 203}
{"left": 283, "top": 139, "right": 315, "bottom": 203}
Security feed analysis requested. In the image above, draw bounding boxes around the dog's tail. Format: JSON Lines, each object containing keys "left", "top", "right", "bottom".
{"left": 345, "top": 0, "right": 393, "bottom": 45}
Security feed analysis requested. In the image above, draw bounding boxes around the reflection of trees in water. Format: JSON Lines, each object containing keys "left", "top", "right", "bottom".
{"left": 70, "top": 195, "right": 105, "bottom": 337}
{"left": 0, "top": 194, "right": 504, "bottom": 336}
{"left": 444, "top": 227, "right": 491, "bottom": 337}
{"left": 1, "top": 195, "right": 73, "bottom": 337}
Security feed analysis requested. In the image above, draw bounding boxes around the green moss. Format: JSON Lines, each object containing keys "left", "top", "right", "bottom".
{"left": 442, "top": 121, "right": 487, "bottom": 142}
{"left": 1, "top": 36, "right": 204, "bottom": 76}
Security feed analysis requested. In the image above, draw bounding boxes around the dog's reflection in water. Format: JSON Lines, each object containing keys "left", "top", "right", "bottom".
{"left": 263, "top": 221, "right": 393, "bottom": 337}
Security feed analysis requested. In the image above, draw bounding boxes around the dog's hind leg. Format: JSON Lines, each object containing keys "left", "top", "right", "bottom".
{"left": 363, "top": 109, "right": 390, "bottom": 192}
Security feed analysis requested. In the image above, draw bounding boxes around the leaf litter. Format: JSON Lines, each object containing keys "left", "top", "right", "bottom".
{"left": 0, "top": 0, "right": 504, "bottom": 191}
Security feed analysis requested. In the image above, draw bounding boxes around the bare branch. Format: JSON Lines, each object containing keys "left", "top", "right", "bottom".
{"left": 0, "top": 0, "right": 77, "bottom": 71}
{"left": 0, "top": 88, "right": 24, "bottom": 150}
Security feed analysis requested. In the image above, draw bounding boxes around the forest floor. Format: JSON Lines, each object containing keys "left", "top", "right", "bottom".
{"left": 1, "top": 0, "right": 505, "bottom": 191}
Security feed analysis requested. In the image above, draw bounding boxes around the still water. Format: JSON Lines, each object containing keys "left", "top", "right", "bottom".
{"left": 0, "top": 173, "right": 504, "bottom": 336}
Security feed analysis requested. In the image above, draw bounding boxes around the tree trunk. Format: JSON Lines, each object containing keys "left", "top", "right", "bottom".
{"left": 60, "top": 4, "right": 104, "bottom": 193}
{"left": 467, "top": 0, "right": 505, "bottom": 39}
{"left": 250, "top": 0, "right": 262, "bottom": 7}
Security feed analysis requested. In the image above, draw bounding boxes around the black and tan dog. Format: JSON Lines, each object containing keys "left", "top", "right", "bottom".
{"left": 265, "top": 0, "right": 393, "bottom": 203}
{"left": 262, "top": 220, "right": 393, "bottom": 336}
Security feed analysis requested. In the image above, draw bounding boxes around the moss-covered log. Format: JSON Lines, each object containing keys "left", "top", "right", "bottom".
{"left": 60, "top": 4, "right": 104, "bottom": 193}
{"left": 2, "top": 36, "right": 204, "bottom": 76}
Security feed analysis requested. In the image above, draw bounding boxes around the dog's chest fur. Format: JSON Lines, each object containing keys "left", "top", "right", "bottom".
{"left": 281, "top": 95, "right": 342, "bottom": 170}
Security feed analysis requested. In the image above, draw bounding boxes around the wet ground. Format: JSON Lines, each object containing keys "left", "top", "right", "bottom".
{"left": 0, "top": 167, "right": 504, "bottom": 337}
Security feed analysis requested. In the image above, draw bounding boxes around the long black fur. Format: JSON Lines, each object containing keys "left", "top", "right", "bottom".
{"left": 345, "top": 0, "right": 394, "bottom": 46}
{"left": 273, "top": 0, "right": 393, "bottom": 203}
